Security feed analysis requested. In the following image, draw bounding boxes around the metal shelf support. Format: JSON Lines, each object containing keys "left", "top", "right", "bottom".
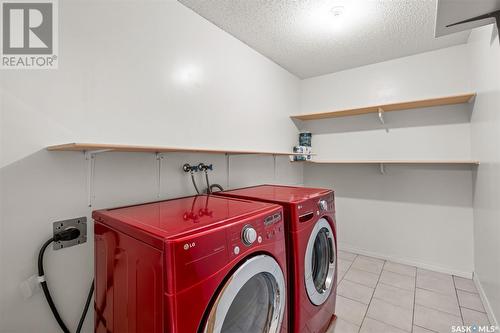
{"left": 378, "top": 107, "right": 389, "bottom": 133}
{"left": 380, "top": 163, "right": 386, "bottom": 175}
{"left": 273, "top": 154, "right": 277, "bottom": 181}
{"left": 225, "top": 153, "right": 230, "bottom": 189}
{"left": 155, "top": 153, "right": 166, "bottom": 198}
{"left": 84, "top": 149, "right": 111, "bottom": 207}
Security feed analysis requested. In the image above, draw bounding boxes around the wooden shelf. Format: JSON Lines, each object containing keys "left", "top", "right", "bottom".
{"left": 290, "top": 93, "right": 476, "bottom": 121}
{"left": 306, "top": 160, "right": 480, "bottom": 165}
{"left": 47, "top": 143, "right": 311, "bottom": 156}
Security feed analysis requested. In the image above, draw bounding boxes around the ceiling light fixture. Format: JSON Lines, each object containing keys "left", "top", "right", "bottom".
{"left": 331, "top": 6, "right": 344, "bottom": 18}
{"left": 301, "top": 1, "right": 373, "bottom": 36}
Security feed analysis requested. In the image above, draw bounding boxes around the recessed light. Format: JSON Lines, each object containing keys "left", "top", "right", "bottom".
{"left": 331, "top": 6, "right": 344, "bottom": 18}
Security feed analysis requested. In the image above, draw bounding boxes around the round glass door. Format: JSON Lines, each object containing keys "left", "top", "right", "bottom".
{"left": 304, "top": 218, "right": 336, "bottom": 306}
{"left": 203, "top": 255, "right": 286, "bottom": 333}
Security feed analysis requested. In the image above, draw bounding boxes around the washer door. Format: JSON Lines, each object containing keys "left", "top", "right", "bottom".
{"left": 203, "top": 254, "right": 286, "bottom": 333}
{"left": 304, "top": 218, "right": 336, "bottom": 306}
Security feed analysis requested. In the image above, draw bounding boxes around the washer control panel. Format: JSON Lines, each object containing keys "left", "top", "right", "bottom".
{"left": 228, "top": 209, "right": 284, "bottom": 257}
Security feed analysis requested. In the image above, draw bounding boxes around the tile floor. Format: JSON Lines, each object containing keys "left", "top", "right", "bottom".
{"left": 327, "top": 250, "right": 492, "bottom": 333}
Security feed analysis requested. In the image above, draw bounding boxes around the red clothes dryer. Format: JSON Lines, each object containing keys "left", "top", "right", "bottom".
{"left": 93, "top": 194, "right": 288, "bottom": 333}
{"left": 215, "top": 185, "right": 337, "bottom": 333}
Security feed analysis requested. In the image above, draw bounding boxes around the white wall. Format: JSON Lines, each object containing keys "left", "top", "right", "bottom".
{"left": 300, "top": 45, "right": 475, "bottom": 276}
{"left": 0, "top": 1, "right": 302, "bottom": 332}
{"left": 467, "top": 24, "right": 500, "bottom": 325}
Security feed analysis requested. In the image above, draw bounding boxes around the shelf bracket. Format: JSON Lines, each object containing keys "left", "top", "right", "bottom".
{"left": 225, "top": 153, "right": 230, "bottom": 189}
{"left": 155, "top": 153, "right": 166, "bottom": 198}
{"left": 84, "top": 152, "right": 94, "bottom": 207}
{"left": 273, "top": 154, "right": 277, "bottom": 182}
{"left": 378, "top": 107, "right": 389, "bottom": 133}
{"left": 379, "top": 163, "right": 386, "bottom": 175}
{"left": 83, "top": 149, "right": 112, "bottom": 207}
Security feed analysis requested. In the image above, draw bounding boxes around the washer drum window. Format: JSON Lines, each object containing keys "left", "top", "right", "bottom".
{"left": 203, "top": 255, "right": 286, "bottom": 333}
{"left": 304, "top": 218, "right": 336, "bottom": 306}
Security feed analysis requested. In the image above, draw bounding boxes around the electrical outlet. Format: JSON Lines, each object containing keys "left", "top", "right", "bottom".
{"left": 52, "top": 217, "right": 87, "bottom": 250}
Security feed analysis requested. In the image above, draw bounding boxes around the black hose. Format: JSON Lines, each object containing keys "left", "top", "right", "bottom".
{"left": 204, "top": 171, "right": 211, "bottom": 194}
{"left": 209, "top": 184, "right": 224, "bottom": 193}
{"left": 76, "top": 280, "right": 94, "bottom": 333}
{"left": 38, "top": 238, "right": 71, "bottom": 333}
{"left": 190, "top": 172, "right": 200, "bottom": 194}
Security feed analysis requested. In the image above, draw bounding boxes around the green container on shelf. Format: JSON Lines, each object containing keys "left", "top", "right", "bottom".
{"left": 293, "top": 146, "right": 306, "bottom": 161}
{"left": 299, "top": 132, "right": 312, "bottom": 147}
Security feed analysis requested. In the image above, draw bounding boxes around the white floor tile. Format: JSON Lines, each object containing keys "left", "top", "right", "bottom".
{"left": 327, "top": 317, "right": 360, "bottom": 333}
{"left": 373, "top": 282, "right": 414, "bottom": 310}
{"left": 461, "top": 307, "right": 490, "bottom": 326}
{"left": 379, "top": 270, "right": 415, "bottom": 291}
{"left": 358, "top": 255, "right": 385, "bottom": 264}
{"left": 383, "top": 261, "right": 416, "bottom": 277}
{"left": 351, "top": 256, "right": 385, "bottom": 274}
{"left": 366, "top": 298, "right": 413, "bottom": 332}
{"left": 360, "top": 317, "right": 408, "bottom": 333}
{"left": 457, "top": 290, "right": 486, "bottom": 312}
{"left": 335, "top": 295, "right": 369, "bottom": 326}
{"left": 339, "top": 258, "right": 354, "bottom": 272}
{"left": 338, "top": 268, "right": 348, "bottom": 282}
{"left": 453, "top": 276, "right": 478, "bottom": 294}
{"left": 417, "top": 269, "right": 455, "bottom": 295}
{"left": 414, "top": 305, "right": 463, "bottom": 333}
{"left": 339, "top": 250, "right": 358, "bottom": 261}
{"left": 338, "top": 279, "right": 375, "bottom": 304}
{"left": 415, "top": 288, "right": 461, "bottom": 316}
{"left": 418, "top": 269, "right": 452, "bottom": 281}
{"left": 413, "top": 325, "right": 436, "bottom": 333}
{"left": 333, "top": 252, "right": 490, "bottom": 333}
{"left": 344, "top": 268, "right": 380, "bottom": 288}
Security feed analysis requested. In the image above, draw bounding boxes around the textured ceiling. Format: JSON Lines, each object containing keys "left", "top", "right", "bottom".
{"left": 178, "top": 0, "right": 471, "bottom": 78}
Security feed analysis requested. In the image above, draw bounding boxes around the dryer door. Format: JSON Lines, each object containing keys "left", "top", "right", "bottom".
{"left": 203, "top": 254, "right": 286, "bottom": 333}
{"left": 305, "top": 217, "right": 336, "bottom": 306}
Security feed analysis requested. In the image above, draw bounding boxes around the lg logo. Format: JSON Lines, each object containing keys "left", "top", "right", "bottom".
{"left": 1, "top": 0, "right": 58, "bottom": 69}
{"left": 183, "top": 242, "right": 196, "bottom": 250}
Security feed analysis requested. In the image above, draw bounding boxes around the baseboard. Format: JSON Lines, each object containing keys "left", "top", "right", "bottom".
{"left": 473, "top": 273, "right": 499, "bottom": 328}
{"left": 339, "top": 244, "right": 473, "bottom": 279}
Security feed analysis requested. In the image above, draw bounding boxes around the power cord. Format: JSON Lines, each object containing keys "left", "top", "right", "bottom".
{"left": 76, "top": 281, "right": 94, "bottom": 333}
{"left": 38, "top": 228, "right": 94, "bottom": 333}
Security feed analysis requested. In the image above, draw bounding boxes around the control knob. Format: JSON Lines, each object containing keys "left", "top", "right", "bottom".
{"left": 242, "top": 226, "right": 257, "bottom": 245}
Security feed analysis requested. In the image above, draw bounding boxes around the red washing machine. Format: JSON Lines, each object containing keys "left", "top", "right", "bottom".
{"left": 93, "top": 194, "right": 288, "bottom": 333}
{"left": 215, "top": 185, "right": 337, "bottom": 333}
